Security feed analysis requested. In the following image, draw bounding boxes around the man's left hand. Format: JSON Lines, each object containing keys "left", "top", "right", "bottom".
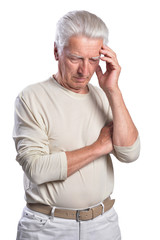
{"left": 96, "top": 45, "right": 121, "bottom": 93}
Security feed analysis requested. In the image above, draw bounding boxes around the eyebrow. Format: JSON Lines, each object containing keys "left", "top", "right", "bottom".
{"left": 67, "top": 53, "right": 100, "bottom": 60}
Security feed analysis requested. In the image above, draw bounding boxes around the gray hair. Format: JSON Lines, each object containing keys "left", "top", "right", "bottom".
{"left": 55, "top": 10, "right": 109, "bottom": 54}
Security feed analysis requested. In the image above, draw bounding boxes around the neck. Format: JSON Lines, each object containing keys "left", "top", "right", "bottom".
{"left": 53, "top": 74, "right": 89, "bottom": 94}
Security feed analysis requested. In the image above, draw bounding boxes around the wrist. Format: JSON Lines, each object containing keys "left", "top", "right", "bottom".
{"left": 105, "top": 87, "right": 123, "bottom": 107}
{"left": 105, "top": 86, "right": 121, "bottom": 96}
{"left": 91, "top": 138, "right": 113, "bottom": 158}
{"left": 90, "top": 141, "right": 102, "bottom": 158}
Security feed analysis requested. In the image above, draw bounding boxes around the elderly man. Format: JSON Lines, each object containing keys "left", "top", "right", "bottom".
{"left": 13, "top": 10, "right": 140, "bottom": 240}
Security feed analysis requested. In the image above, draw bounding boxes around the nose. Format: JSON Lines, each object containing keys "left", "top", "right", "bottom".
{"left": 77, "top": 60, "right": 89, "bottom": 76}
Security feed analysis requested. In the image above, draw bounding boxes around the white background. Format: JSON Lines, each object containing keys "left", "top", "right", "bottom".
{"left": 0, "top": 0, "right": 160, "bottom": 239}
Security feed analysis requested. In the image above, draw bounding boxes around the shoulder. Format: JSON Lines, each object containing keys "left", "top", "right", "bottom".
{"left": 14, "top": 78, "right": 54, "bottom": 113}
{"left": 18, "top": 78, "right": 52, "bottom": 103}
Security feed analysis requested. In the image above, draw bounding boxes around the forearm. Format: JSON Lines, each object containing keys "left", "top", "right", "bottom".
{"left": 106, "top": 87, "right": 138, "bottom": 146}
{"left": 66, "top": 124, "right": 113, "bottom": 177}
{"left": 66, "top": 144, "right": 98, "bottom": 177}
{"left": 66, "top": 143, "right": 106, "bottom": 177}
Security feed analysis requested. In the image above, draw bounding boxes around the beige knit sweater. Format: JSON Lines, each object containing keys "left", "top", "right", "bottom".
{"left": 13, "top": 76, "right": 140, "bottom": 209}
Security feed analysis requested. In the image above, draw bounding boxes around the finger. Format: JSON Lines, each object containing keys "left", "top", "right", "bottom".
{"left": 100, "top": 51, "right": 118, "bottom": 63}
{"left": 102, "top": 123, "right": 113, "bottom": 132}
{"left": 110, "top": 131, "right": 113, "bottom": 138}
{"left": 106, "top": 124, "right": 113, "bottom": 131}
{"left": 100, "top": 46, "right": 118, "bottom": 62}
{"left": 107, "top": 121, "right": 113, "bottom": 127}
{"left": 109, "top": 124, "right": 113, "bottom": 131}
{"left": 102, "top": 45, "right": 116, "bottom": 56}
{"left": 100, "top": 56, "right": 119, "bottom": 69}
{"left": 100, "top": 56, "right": 116, "bottom": 63}
{"left": 96, "top": 65, "right": 103, "bottom": 79}
{"left": 100, "top": 49, "right": 116, "bottom": 59}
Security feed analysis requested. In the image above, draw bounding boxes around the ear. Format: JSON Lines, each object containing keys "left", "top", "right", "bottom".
{"left": 54, "top": 42, "right": 59, "bottom": 61}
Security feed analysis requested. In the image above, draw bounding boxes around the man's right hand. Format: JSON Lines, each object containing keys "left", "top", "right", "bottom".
{"left": 93, "top": 122, "right": 113, "bottom": 157}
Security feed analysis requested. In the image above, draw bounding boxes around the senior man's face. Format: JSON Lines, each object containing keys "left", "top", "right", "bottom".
{"left": 55, "top": 36, "right": 103, "bottom": 94}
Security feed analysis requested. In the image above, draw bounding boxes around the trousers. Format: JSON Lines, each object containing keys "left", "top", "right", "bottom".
{"left": 16, "top": 206, "right": 121, "bottom": 240}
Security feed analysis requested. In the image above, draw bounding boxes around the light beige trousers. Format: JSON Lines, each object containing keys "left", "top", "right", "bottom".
{"left": 16, "top": 206, "right": 121, "bottom": 240}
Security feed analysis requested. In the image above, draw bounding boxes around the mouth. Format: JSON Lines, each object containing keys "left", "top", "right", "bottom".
{"left": 74, "top": 76, "right": 88, "bottom": 82}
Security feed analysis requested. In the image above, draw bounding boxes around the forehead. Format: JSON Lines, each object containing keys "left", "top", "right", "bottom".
{"left": 65, "top": 35, "right": 103, "bottom": 57}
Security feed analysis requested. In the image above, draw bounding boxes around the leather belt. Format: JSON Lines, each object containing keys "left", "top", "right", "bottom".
{"left": 27, "top": 197, "right": 115, "bottom": 222}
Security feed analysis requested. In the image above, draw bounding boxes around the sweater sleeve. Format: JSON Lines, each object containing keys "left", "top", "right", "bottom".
{"left": 13, "top": 92, "right": 67, "bottom": 185}
{"left": 112, "top": 135, "right": 140, "bottom": 163}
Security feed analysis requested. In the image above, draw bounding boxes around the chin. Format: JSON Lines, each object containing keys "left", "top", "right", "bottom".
{"left": 74, "top": 82, "right": 87, "bottom": 88}
{"left": 75, "top": 84, "right": 89, "bottom": 93}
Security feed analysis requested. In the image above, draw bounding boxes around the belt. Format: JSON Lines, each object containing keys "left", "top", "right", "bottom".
{"left": 27, "top": 197, "right": 115, "bottom": 222}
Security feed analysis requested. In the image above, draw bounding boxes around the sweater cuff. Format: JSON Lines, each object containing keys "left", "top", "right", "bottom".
{"left": 60, "top": 151, "right": 68, "bottom": 180}
{"left": 113, "top": 135, "right": 140, "bottom": 163}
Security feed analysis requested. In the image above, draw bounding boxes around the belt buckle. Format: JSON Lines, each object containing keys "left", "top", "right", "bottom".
{"left": 76, "top": 210, "right": 81, "bottom": 222}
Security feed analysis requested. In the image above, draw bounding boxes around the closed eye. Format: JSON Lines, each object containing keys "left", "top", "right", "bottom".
{"left": 89, "top": 58, "right": 100, "bottom": 64}
{"left": 68, "top": 56, "right": 82, "bottom": 63}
